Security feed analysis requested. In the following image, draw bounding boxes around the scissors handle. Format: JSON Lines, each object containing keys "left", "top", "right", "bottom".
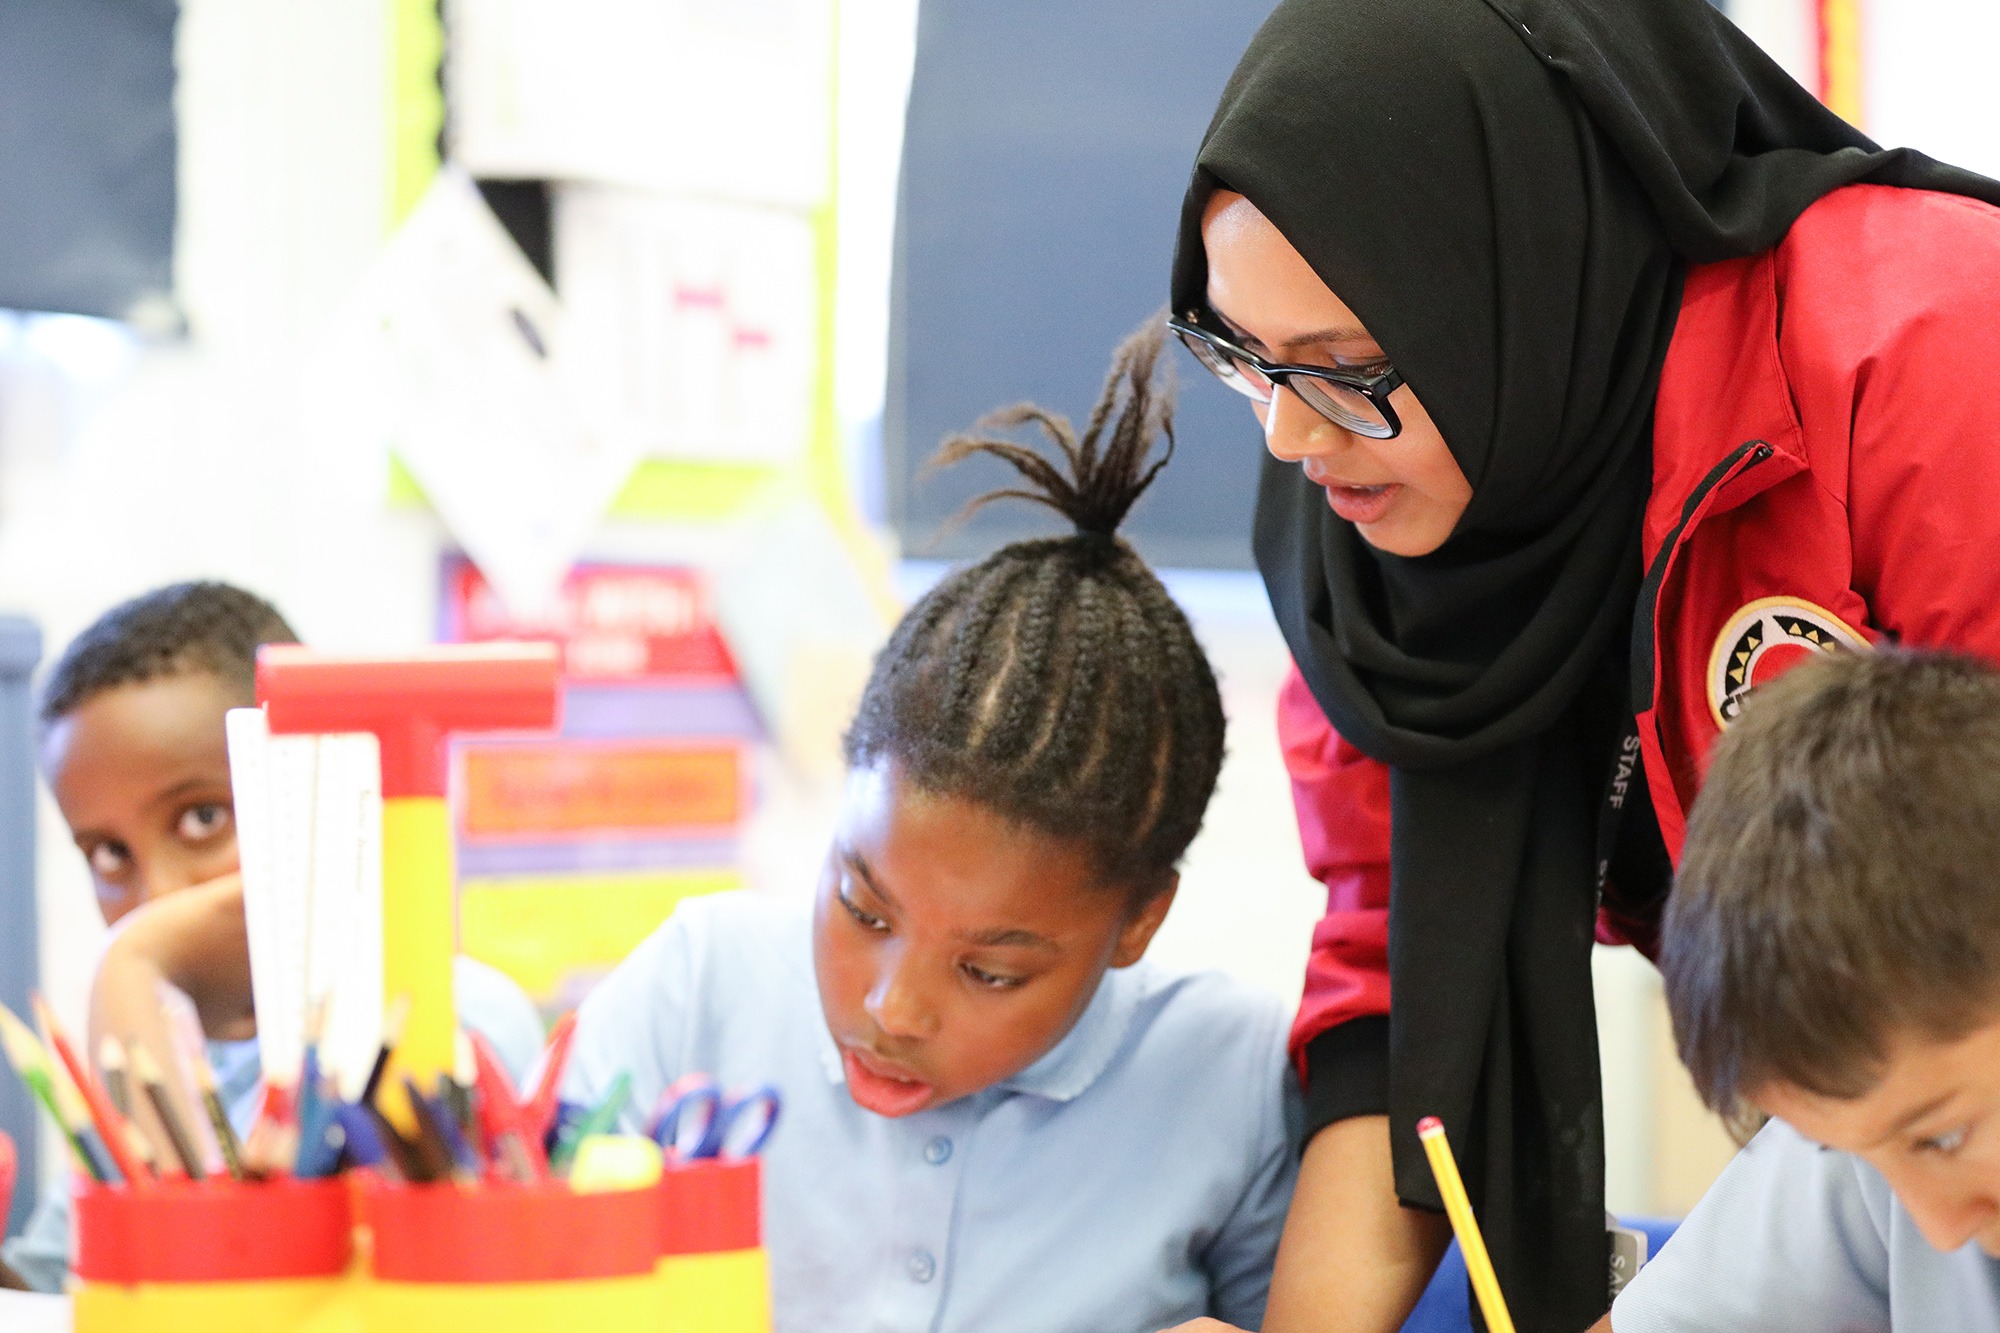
{"left": 651, "top": 1075, "right": 725, "bottom": 1159}
{"left": 714, "top": 1086, "right": 782, "bottom": 1160}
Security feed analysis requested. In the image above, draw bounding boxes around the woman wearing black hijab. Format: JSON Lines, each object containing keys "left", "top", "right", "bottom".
{"left": 1164, "top": 0, "right": 2000, "bottom": 1330}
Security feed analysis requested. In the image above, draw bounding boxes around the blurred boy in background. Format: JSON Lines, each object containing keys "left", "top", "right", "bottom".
{"left": 4, "top": 581, "right": 541, "bottom": 1291}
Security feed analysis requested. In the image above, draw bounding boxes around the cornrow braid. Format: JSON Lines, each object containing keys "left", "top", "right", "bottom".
{"left": 845, "top": 317, "right": 1225, "bottom": 889}
{"left": 40, "top": 581, "right": 298, "bottom": 727}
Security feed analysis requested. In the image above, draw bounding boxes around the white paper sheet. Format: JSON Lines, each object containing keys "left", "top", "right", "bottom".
{"left": 556, "top": 186, "right": 817, "bottom": 465}
{"left": 312, "top": 169, "right": 641, "bottom": 617}
{"left": 226, "top": 708, "right": 384, "bottom": 1099}
{"left": 447, "top": 0, "right": 835, "bottom": 210}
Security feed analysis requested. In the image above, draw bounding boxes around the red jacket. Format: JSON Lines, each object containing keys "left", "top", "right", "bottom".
{"left": 1285, "top": 183, "right": 2000, "bottom": 1067}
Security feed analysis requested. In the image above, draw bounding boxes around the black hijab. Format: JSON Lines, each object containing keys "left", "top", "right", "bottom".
{"left": 1172, "top": 0, "right": 2000, "bottom": 1327}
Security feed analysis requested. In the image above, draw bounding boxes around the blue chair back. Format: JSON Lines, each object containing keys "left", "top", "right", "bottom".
{"left": 1398, "top": 1218, "right": 1680, "bottom": 1333}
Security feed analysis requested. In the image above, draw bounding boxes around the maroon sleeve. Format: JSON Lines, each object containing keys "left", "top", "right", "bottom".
{"left": 1277, "top": 665, "right": 1395, "bottom": 1134}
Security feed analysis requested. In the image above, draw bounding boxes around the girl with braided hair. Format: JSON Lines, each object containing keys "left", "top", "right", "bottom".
{"left": 564, "top": 320, "right": 1301, "bottom": 1333}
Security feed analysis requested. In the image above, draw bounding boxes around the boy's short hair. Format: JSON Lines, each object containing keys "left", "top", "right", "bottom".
{"left": 40, "top": 581, "right": 298, "bottom": 726}
{"left": 1665, "top": 648, "right": 2000, "bottom": 1117}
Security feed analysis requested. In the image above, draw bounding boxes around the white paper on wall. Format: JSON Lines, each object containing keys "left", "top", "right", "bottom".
{"left": 312, "top": 169, "right": 641, "bottom": 617}
{"left": 556, "top": 185, "right": 818, "bottom": 465}
{"left": 447, "top": 0, "right": 835, "bottom": 211}
{"left": 227, "top": 707, "right": 385, "bottom": 1100}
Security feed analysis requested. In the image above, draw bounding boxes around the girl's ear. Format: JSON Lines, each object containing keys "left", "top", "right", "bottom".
{"left": 1110, "top": 874, "right": 1179, "bottom": 968}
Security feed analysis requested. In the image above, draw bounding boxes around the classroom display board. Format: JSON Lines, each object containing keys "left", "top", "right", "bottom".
{"left": 441, "top": 558, "right": 755, "bottom": 1011}
{"left": 0, "top": 1, "right": 175, "bottom": 321}
{"left": 886, "top": 0, "right": 1279, "bottom": 570}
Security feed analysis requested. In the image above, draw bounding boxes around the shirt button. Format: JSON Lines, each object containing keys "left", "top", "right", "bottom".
{"left": 907, "top": 1249, "right": 937, "bottom": 1283}
{"left": 923, "top": 1135, "right": 952, "bottom": 1165}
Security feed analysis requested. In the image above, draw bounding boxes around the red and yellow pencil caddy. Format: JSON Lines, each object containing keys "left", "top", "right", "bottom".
{"left": 71, "top": 1162, "right": 771, "bottom": 1331}
{"left": 61, "top": 646, "right": 774, "bottom": 1331}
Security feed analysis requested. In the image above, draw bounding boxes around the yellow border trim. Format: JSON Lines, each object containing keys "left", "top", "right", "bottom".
{"left": 1820, "top": 0, "right": 1864, "bottom": 128}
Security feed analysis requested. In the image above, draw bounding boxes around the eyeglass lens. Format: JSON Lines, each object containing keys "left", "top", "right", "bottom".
{"left": 1177, "top": 329, "right": 1393, "bottom": 438}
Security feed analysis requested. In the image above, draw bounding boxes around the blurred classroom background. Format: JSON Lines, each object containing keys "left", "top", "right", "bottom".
{"left": 0, "top": 0, "right": 1992, "bottom": 1224}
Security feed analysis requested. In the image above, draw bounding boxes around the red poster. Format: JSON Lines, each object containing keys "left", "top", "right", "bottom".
{"left": 441, "top": 556, "right": 737, "bottom": 684}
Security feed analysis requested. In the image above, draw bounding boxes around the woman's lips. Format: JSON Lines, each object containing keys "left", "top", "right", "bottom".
{"left": 841, "top": 1047, "right": 936, "bottom": 1118}
{"left": 1321, "top": 480, "right": 1401, "bottom": 526}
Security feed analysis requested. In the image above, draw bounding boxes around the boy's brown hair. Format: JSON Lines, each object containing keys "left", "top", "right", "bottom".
{"left": 1665, "top": 648, "right": 2000, "bottom": 1119}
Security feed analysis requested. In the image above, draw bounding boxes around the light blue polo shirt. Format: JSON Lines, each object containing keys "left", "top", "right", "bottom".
{"left": 1613, "top": 1118, "right": 2000, "bottom": 1331}
{"left": 565, "top": 891, "right": 1301, "bottom": 1333}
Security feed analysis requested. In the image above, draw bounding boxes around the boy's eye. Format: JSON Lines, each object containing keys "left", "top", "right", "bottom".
{"left": 1916, "top": 1125, "right": 1971, "bottom": 1156}
{"left": 176, "top": 803, "right": 232, "bottom": 843}
{"left": 837, "top": 884, "right": 890, "bottom": 934}
{"left": 86, "top": 841, "right": 131, "bottom": 880}
{"left": 960, "top": 963, "right": 1024, "bottom": 991}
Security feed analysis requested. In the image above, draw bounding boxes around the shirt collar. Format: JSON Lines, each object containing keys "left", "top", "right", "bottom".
{"left": 815, "top": 963, "right": 1146, "bottom": 1105}
{"left": 1000, "top": 963, "right": 1143, "bottom": 1102}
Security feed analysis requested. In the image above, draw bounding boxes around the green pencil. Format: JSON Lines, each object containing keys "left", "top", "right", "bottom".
{"left": 0, "top": 1006, "right": 107, "bottom": 1181}
{"left": 550, "top": 1071, "right": 631, "bottom": 1175}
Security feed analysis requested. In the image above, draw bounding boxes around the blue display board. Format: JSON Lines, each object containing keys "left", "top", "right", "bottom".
{"left": 886, "top": 0, "right": 1278, "bottom": 569}
{"left": 0, "top": 1, "right": 176, "bottom": 320}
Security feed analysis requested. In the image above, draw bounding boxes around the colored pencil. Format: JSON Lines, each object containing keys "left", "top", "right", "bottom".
{"left": 550, "top": 1072, "right": 630, "bottom": 1175}
{"left": 95, "top": 1038, "right": 164, "bottom": 1181}
{"left": 186, "top": 1044, "right": 244, "bottom": 1180}
{"left": 363, "top": 1103, "right": 423, "bottom": 1182}
{"left": 1417, "top": 1116, "right": 1515, "bottom": 1333}
{"left": 446, "top": 1031, "right": 475, "bottom": 1135}
{"left": 332, "top": 1101, "right": 392, "bottom": 1174}
{"left": 407, "top": 1075, "right": 477, "bottom": 1182}
{"left": 0, "top": 1006, "right": 108, "bottom": 1182}
{"left": 130, "top": 1045, "right": 205, "bottom": 1180}
{"left": 96, "top": 1036, "right": 132, "bottom": 1118}
{"left": 241, "top": 1081, "right": 295, "bottom": 1180}
{"left": 292, "top": 1001, "right": 329, "bottom": 1176}
{"left": 28, "top": 997, "right": 146, "bottom": 1188}
{"left": 360, "top": 995, "right": 410, "bottom": 1107}
{"left": 525, "top": 1011, "right": 578, "bottom": 1143}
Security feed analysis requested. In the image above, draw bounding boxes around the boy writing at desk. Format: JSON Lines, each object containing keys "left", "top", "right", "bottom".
{"left": 1601, "top": 648, "right": 2000, "bottom": 1331}
{"left": 566, "top": 323, "right": 1302, "bottom": 1332}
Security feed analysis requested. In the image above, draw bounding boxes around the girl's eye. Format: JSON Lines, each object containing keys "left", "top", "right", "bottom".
{"left": 176, "top": 803, "right": 232, "bottom": 843}
{"left": 961, "top": 963, "right": 1024, "bottom": 991}
{"left": 1917, "top": 1125, "right": 1970, "bottom": 1157}
{"left": 1334, "top": 357, "right": 1393, "bottom": 377}
{"left": 837, "top": 884, "right": 890, "bottom": 934}
{"left": 87, "top": 842, "right": 131, "bottom": 880}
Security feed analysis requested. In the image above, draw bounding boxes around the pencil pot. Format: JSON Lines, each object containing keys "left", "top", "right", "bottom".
{"left": 359, "top": 1177, "right": 664, "bottom": 1329}
{"left": 71, "top": 1177, "right": 354, "bottom": 1333}
{"left": 658, "top": 1158, "right": 771, "bottom": 1333}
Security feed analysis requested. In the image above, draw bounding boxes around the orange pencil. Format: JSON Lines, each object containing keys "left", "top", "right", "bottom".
{"left": 30, "top": 996, "right": 148, "bottom": 1188}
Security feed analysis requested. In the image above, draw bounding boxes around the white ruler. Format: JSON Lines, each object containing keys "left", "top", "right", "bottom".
{"left": 226, "top": 707, "right": 385, "bottom": 1100}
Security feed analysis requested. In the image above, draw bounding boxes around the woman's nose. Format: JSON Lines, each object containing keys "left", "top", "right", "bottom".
{"left": 865, "top": 955, "right": 939, "bottom": 1041}
{"left": 1261, "top": 386, "right": 1341, "bottom": 464}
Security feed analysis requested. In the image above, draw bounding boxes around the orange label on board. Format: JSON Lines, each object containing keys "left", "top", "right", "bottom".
{"left": 460, "top": 743, "right": 743, "bottom": 838}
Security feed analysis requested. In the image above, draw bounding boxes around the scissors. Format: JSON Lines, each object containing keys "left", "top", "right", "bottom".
{"left": 648, "top": 1073, "right": 781, "bottom": 1160}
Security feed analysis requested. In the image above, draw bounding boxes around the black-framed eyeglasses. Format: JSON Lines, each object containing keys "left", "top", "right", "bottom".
{"left": 1169, "top": 310, "right": 1406, "bottom": 440}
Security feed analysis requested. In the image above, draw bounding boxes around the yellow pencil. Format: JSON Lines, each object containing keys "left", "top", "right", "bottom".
{"left": 1417, "top": 1115, "right": 1515, "bottom": 1333}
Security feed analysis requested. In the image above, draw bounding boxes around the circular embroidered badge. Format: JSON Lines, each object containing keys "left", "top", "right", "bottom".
{"left": 1708, "top": 596, "right": 1870, "bottom": 728}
